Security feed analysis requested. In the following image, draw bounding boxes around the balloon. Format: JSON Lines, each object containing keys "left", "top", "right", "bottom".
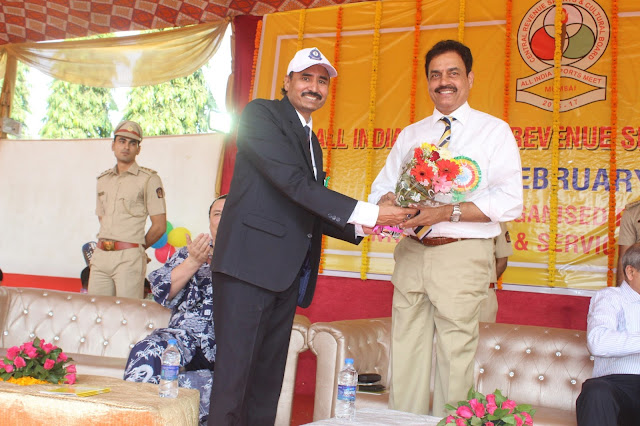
{"left": 167, "top": 227, "right": 191, "bottom": 248}
{"left": 166, "top": 221, "right": 174, "bottom": 233}
{"left": 155, "top": 243, "right": 176, "bottom": 263}
{"left": 151, "top": 233, "right": 168, "bottom": 249}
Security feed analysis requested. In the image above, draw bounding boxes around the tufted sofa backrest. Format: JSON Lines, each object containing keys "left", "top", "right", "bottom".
{"left": 475, "top": 322, "right": 593, "bottom": 413}
{"left": 0, "top": 287, "right": 171, "bottom": 358}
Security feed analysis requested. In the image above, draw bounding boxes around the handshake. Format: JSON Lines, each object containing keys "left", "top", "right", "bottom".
{"left": 365, "top": 192, "right": 419, "bottom": 235}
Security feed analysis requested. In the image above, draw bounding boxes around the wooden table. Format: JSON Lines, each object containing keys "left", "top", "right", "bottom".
{"left": 304, "top": 407, "right": 442, "bottom": 425}
{"left": 0, "top": 374, "right": 199, "bottom": 425}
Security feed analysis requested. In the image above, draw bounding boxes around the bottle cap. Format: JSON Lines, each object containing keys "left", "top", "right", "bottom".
{"left": 168, "top": 339, "right": 177, "bottom": 345}
{"left": 345, "top": 358, "right": 354, "bottom": 364}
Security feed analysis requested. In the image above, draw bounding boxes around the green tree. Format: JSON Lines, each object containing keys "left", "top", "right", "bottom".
{"left": 40, "top": 81, "right": 116, "bottom": 139}
{"left": 122, "top": 69, "right": 216, "bottom": 136}
{"left": 11, "top": 61, "right": 31, "bottom": 131}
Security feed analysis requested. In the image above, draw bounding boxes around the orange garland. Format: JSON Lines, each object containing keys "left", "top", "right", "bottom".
{"left": 498, "top": 0, "right": 513, "bottom": 291}
{"left": 0, "top": 376, "right": 50, "bottom": 385}
{"left": 607, "top": 0, "right": 618, "bottom": 286}
{"left": 319, "top": 6, "right": 343, "bottom": 274}
{"left": 248, "top": 19, "right": 263, "bottom": 103}
{"left": 409, "top": 0, "right": 422, "bottom": 124}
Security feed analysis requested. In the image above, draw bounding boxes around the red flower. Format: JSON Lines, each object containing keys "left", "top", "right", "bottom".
{"left": 42, "top": 343, "right": 56, "bottom": 354}
{"left": 515, "top": 414, "right": 524, "bottom": 426}
{"left": 6, "top": 346, "right": 20, "bottom": 360}
{"left": 436, "top": 159, "right": 460, "bottom": 180}
{"left": 57, "top": 352, "right": 68, "bottom": 363}
{"left": 469, "top": 398, "right": 485, "bottom": 417}
{"left": 429, "top": 150, "right": 440, "bottom": 161}
{"left": 455, "top": 405, "right": 473, "bottom": 419}
{"left": 66, "top": 364, "right": 77, "bottom": 374}
{"left": 413, "top": 147, "right": 424, "bottom": 161}
{"left": 445, "top": 415, "right": 456, "bottom": 424}
{"left": 410, "top": 163, "right": 435, "bottom": 183}
{"left": 502, "top": 399, "right": 517, "bottom": 414}
{"left": 14, "top": 356, "right": 26, "bottom": 368}
{"left": 522, "top": 412, "right": 533, "bottom": 425}
{"left": 43, "top": 359, "right": 55, "bottom": 370}
{"left": 65, "top": 373, "right": 77, "bottom": 385}
{"left": 455, "top": 418, "right": 467, "bottom": 426}
{"left": 3, "top": 364, "right": 14, "bottom": 373}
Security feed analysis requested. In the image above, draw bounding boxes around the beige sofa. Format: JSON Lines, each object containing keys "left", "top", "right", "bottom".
{"left": 0, "top": 286, "right": 309, "bottom": 426}
{"left": 308, "top": 317, "right": 593, "bottom": 426}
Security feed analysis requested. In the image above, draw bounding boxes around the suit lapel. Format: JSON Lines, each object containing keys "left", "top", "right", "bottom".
{"left": 279, "top": 97, "right": 315, "bottom": 177}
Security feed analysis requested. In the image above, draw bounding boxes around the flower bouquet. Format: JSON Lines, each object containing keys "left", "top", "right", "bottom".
{"left": 375, "top": 143, "right": 482, "bottom": 238}
{"left": 437, "top": 387, "right": 535, "bottom": 426}
{"left": 0, "top": 337, "right": 76, "bottom": 385}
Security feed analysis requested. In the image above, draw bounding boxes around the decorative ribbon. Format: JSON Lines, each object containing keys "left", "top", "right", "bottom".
{"left": 248, "top": 20, "right": 263, "bottom": 102}
{"left": 607, "top": 0, "right": 619, "bottom": 286}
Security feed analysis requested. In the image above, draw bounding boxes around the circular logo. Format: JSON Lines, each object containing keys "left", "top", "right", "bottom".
{"left": 518, "top": 0, "right": 610, "bottom": 72}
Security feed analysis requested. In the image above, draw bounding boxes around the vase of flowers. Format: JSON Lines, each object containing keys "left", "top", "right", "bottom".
{"left": 0, "top": 337, "right": 76, "bottom": 385}
{"left": 437, "top": 387, "right": 535, "bottom": 426}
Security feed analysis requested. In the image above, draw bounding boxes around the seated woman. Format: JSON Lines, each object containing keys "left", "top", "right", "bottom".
{"left": 124, "top": 195, "right": 226, "bottom": 425}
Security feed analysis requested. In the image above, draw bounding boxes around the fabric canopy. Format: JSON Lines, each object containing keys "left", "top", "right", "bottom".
{"left": 0, "top": 19, "right": 228, "bottom": 88}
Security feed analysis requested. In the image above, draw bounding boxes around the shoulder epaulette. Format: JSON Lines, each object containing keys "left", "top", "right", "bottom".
{"left": 624, "top": 199, "right": 640, "bottom": 210}
{"left": 139, "top": 167, "right": 157, "bottom": 175}
{"left": 97, "top": 169, "right": 112, "bottom": 179}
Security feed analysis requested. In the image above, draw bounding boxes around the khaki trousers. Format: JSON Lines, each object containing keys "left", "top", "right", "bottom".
{"left": 478, "top": 288, "right": 498, "bottom": 323}
{"left": 88, "top": 246, "right": 146, "bottom": 299}
{"left": 389, "top": 237, "right": 493, "bottom": 416}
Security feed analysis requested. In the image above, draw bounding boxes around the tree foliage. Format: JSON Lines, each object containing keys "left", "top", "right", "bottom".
{"left": 122, "top": 69, "right": 216, "bottom": 136}
{"left": 11, "top": 62, "right": 31, "bottom": 131}
{"left": 40, "top": 81, "right": 116, "bottom": 139}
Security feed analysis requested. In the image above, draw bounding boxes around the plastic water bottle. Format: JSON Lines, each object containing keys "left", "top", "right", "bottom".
{"left": 159, "top": 339, "right": 180, "bottom": 398}
{"left": 335, "top": 358, "right": 357, "bottom": 420}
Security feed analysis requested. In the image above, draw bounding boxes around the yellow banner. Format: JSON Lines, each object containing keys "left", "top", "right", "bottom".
{"left": 255, "top": 0, "right": 640, "bottom": 289}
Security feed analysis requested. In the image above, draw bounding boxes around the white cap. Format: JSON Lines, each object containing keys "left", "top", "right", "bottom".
{"left": 286, "top": 47, "right": 337, "bottom": 78}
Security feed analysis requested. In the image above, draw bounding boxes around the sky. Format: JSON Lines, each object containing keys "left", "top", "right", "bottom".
{"left": 22, "top": 26, "right": 232, "bottom": 138}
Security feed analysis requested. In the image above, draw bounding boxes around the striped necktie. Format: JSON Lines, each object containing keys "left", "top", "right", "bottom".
{"left": 438, "top": 116, "right": 454, "bottom": 147}
{"left": 414, "top": 116, "right": 455, "bottom": 240}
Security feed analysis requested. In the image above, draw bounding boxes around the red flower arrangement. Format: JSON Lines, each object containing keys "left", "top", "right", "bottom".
{"left": 437, "top": 388, "right": 535, "bottom": 426}
{"left": 0, "top": 337, "right": 76, "bottom": 385}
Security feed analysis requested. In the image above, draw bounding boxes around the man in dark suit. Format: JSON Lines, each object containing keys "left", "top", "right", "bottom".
{"left": 208, "top": 47, "right": 415, "bottom": 425}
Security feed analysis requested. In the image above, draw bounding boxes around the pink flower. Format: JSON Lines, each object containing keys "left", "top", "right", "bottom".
{"left": 469, "top": 398, "right": 486, "bottom": 418}
{"left": 42, "top": 343, "right": 55, "bottom": 354}
{"left": 522, "top": 412, "right": 533, "bottom": 426}
{"left": 456, "top": 405, "right": 474, "bottom": 419}
{"left": 66, "top": 364, "right": 77, "bottom": 373}
{"left": 43, "top": 359, "right": 55, "bottom": 370}
{"left": 487, "top": 402, "right": 498, "bottom": 415}
{"left": 64, "top": 373, "right": 76, "bottom": 385}
{"left": 6, "top": 346, "right": 20, "bottom": 360}
{"left": 486, "top": 394, "right": 496, "bottom": 405}
{"left": 14, "top": 356, "right": 26, "bottom": 368}
{"left": 485, "top": 423, "right": 494, "bottom": 426}
{"left": 455, "top": 418, "right": 467, "bottom": 426}
{"left": 502, "top": 399, "right": 517, "bottom": 414}
{"left": 24, "top": 346, "right": 38, "bottom": 358}
{"left": 515, "top": 414, "right": 524, "bottom": 426}
{"left": 57, "top": 352, "right": 68, "bottom": 362}
{"left": 445, "top": 415, "right": 456, "bottom": 424}
{"left": 3, "top": 364, "right": 13, "bottom": 373}
{"left": 432, "top": 175, "right": 454, "bottom": 193}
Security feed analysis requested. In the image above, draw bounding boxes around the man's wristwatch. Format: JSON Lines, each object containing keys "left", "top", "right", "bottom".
{"left": 450, "top": 204, "right": 461, "bottom": 222}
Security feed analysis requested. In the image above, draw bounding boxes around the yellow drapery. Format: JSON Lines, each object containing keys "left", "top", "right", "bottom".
{"left": 0, "top": 19, "right": 229, "bottom": 88}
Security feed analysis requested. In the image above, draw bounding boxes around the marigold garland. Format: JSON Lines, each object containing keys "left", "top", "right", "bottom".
{"left": 607, "top": 0, "right": 619, "bottom": 286}
{"left": 409, "top": 0, "right": 422, "bottom": 124}
{"left": 297, "top": 9, "right": 306, "bottom": 51}
{"left": 360, "top": 1, "right": 383, "bottom": 280}
{"left": 0, "top": 376, "right": 49, "bottom": 385}
{"left": 548, "top": 0, "right": 563, "bottom": 286}
{"left": 502, "top": 0, "right": 513, "bottom": 125}
{"left": 458, "top": 0, "right": 466, "bottom": 42}
{"left": 319, "top": 6, "right": 343, "bottom": 274}
{"left": 248, "top": 19, "right": 263, "bottom": 103}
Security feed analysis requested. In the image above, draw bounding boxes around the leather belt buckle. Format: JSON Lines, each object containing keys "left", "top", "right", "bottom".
{"left": 102, "top": 240, "right": 115, "bottom": 251}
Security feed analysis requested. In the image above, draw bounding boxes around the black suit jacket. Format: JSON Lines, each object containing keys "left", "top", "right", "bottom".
{"left": 212, "top": 97, "right": 362, "bottom": 307}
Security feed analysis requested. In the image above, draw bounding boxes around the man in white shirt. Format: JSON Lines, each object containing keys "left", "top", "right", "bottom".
{"left": 576, "top": 244, "right": 640, "bottom": 426}
{"left": 369, "top": 39, "right": 523, "bottom": 416}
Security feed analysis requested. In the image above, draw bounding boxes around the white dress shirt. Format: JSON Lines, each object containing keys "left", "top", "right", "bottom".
{"left": 295, "top": 111, "right": 378, "bottom": 229}
{"left": 369, "top": 102, "right": 523, "bottom": 239}
{"left": 587, "top": 282, "right": 640, "bottom": 377}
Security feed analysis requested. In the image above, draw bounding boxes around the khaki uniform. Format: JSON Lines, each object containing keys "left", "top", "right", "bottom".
{"left": 619, "top": 200, "right": 640, "bottom": 247}
{"left": 478, "top": 222, "right": 513, "bottom": 322}
{"left": 88, "top": 162, "right": 166, "bottom": 298}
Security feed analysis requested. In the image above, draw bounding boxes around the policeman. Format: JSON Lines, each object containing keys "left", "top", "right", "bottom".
{"left": 88, "top": 120, "right": 167, "bottom": 298}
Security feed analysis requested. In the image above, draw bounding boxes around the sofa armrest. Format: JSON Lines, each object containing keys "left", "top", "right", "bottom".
{"left": 308, "top": 317, "right": 391, "bottom": 421}
{"left": 275, "top": 314, "right": 312, "bottom": 426}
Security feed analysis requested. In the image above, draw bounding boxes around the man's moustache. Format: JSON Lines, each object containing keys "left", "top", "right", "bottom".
{"left": 436, "top": 86, "right": 457, "bottom": 93}
{"left": 302, "top": 91, "right": 322, "bottom": 100}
